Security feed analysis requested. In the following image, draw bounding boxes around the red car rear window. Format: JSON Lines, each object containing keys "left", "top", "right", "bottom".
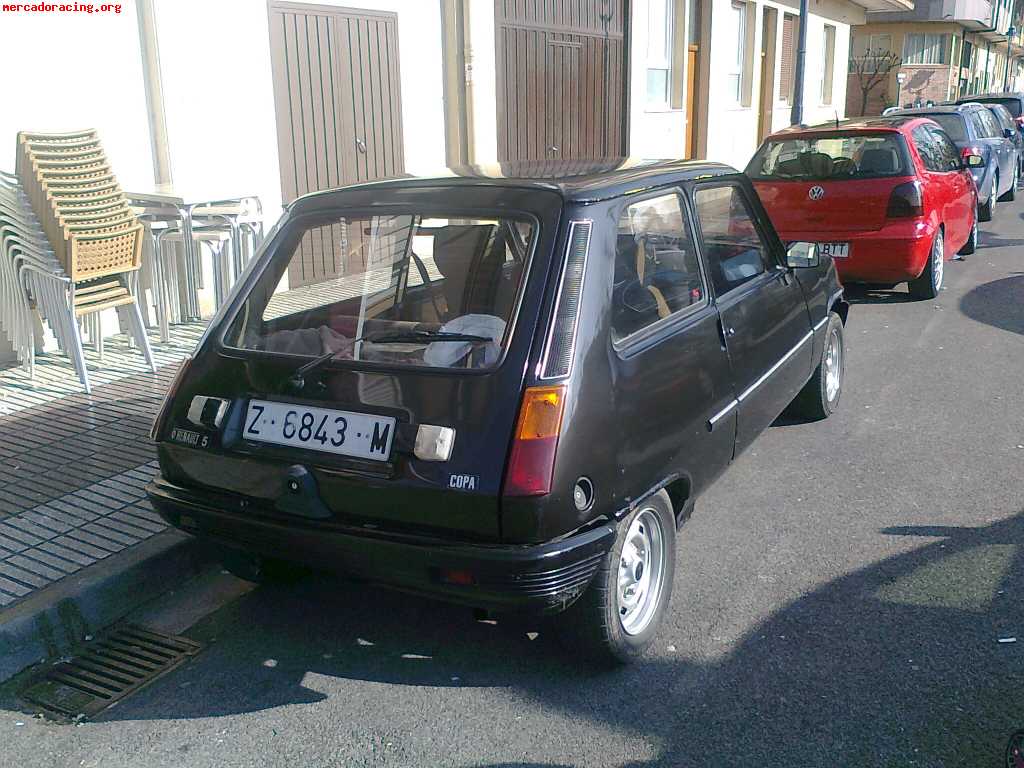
{"left": 748, "top": 134, "right": 909, "bottom": 180}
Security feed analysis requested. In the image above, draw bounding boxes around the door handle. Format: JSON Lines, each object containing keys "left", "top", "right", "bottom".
{"left": 718, "top": 316, "right": 736, "bottom": 346}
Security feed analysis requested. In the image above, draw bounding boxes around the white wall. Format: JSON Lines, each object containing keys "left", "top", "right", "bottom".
{"left": 627, "top": 0, "right": 689, "bottom": 158}
{"left": 0, "top": 3, "right": 154, "bottom": 190}
{"left": 153, "top": 0, "right": 447, "bottom": 221}
{"left": 704, "top": 0, "right": 863, "bottom": 170}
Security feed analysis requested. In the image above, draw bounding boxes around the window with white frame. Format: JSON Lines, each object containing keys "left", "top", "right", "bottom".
{"left": 726, "top": 1, "right": 747, "bottom": 103}
{"left": 821, "top": 25, "right": 836, "bottom": 104}
{"left": 646, "top": 0, "right": 673, "bottom": 105}
{"left": 903, "top": 33, "right": 949, "bottom": 65}
{"left": 850, "top": 32, "right": 893, "bottom": 72}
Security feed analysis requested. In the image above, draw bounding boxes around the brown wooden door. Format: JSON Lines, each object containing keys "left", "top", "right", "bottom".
{"left": 494, "top": 0, "right": 627, "bottom": 161}
{"left": 268, "top": 1, "right": 404, "bottom": 287}
{"left": 685, "top": 44, "right": 698, "bottom": 158}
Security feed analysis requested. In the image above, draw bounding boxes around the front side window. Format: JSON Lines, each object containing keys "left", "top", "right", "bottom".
{"left": 747, "top": 133, "right": 909, "bottom": 180}
{"left": 611, "top": 192, "right": 706, "bottom": 342}
{"left": 693, "top": 185, "right": 770, "bottom": 295}
{"left": 903, "top": 33, "right": 948, "bottom": 65}
{"left": 224, "top": 213, "right": 535, "bottom": 370}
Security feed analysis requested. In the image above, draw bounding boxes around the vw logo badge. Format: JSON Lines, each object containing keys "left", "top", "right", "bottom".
{"left": 808, "top": 186, "right": 825, "bottom": 201}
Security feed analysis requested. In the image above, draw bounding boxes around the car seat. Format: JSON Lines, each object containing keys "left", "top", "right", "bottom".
{"left": 858, "top": 147, "right": 900, "bottom": 175}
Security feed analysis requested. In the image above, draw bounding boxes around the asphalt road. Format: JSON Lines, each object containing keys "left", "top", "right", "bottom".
{"left": 3, "top": 200, "right": 1024, "bottom": 768}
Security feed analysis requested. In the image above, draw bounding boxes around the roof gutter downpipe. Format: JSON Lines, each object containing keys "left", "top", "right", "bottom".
{"left": 791, "top": 0, "right": 809, "bottom": 125}
{"left": 136, "top": 0, "right": 173, "bottom": 193}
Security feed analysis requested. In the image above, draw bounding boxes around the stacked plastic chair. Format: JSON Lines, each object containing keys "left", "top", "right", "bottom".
{"left": 0, "top": 130, "right": 154, "bottom": 393}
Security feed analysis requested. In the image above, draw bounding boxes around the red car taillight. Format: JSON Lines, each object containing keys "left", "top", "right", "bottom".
{"left": 503, "top": 384, "right": 567, "bottom": 497}
{"left": 150, "top": 356, "right": 193, "bottom": 440}
{"left": 886, "top": 181, "right": 924, "bottom": 219}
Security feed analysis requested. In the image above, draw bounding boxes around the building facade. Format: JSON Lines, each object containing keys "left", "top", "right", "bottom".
{"left": 847, "top": 0, "right": 1024, "bottom": 117}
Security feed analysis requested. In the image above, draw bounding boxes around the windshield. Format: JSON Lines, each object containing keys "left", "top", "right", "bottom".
{"left": 748, "top": 134, "right": 909, "bottom": 180}
{"left": 224, "top": 212, "right": 536, "bottom": 370}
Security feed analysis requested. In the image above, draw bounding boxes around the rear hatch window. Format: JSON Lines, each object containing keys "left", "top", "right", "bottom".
{"left": 224, "top": 212, "right": 536, "bottom": 371}
{"left": 748, "top": 133, "right": 910, "bottom": 180}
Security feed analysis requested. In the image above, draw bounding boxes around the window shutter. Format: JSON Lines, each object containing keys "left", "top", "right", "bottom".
{"left": 780, "top": 14, "right": 797, "bottom": 103}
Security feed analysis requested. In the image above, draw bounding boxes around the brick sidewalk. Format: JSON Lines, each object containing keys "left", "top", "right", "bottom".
{"left": 0, "top": 325, "right": 200, "bottom": 612}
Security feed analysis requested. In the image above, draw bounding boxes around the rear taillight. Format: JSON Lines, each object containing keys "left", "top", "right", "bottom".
{"left": 150, "top": 356, "right": 192, "bottom": 440}
{"left": 503, "top": 384, "right": 567, "bottom": 497}
{"left": 886, "top": 181, "right": 924, "bottom": 219}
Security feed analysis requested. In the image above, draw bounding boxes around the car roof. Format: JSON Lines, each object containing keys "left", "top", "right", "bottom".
{"left": 763, "top": 116, "right": 929, "bottom": 139}
{"left": 958, "top": 92, "right": 1024, "bottom": 102}
{"left": 289, "top": 158, "right": 741, "bottom": 208}
{"left": 888, "top": 104, "right": 980, "bottom": 117}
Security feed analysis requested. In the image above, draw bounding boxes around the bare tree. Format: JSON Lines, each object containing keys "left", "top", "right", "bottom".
{"left": 850, "top": 49, "right": 902, "bottom": 116}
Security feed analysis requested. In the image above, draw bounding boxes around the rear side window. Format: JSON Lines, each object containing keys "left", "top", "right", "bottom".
{"left": 926, "top": 114, "right": 968, "bottom": 142}
{"left": 693, "top": 185, "right": 771, "bottom": 295}
{"left": 927, "top": 126, "right": 963, "bottom": 171}
{"left": 978, "top": 108, "right": 1002, "bottom": 137}
{"left": 611, "top": 192, "right": 707, "bottom": 342}
{"left": 747, "top": 134, "right": 908, "bottom": 179}
{"left": 913, "top": 126, "right": 960, "bottom": 172}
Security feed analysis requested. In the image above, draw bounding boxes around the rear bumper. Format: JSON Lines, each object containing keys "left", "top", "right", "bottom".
{"left": 146, "top": 477, "right": 615, "bottom": 615}
{"left": 780, "top": 221, "right": 934, "bottom": 283}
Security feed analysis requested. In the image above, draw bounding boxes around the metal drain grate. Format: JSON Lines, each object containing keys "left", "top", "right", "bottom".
{"left": 20, "top": 624, "right": 202, "bottom": 720}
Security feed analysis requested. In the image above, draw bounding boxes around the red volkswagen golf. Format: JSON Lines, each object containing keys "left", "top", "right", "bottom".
{"left": 747, "top": 117, "right": 979, "bottom": 299}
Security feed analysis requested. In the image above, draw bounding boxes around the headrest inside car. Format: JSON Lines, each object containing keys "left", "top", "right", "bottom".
{"left": 859, "top": 148, "right": 899, "bottom": 174}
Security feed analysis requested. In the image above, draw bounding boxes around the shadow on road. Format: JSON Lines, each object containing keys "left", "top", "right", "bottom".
{"left": 843, "top": 285, "right": 920, "bottom": 305}
{"left": 959, "top": 274, "right": 1024, "bottom": 336}
{"left": 8, "top": 513, "right": 1023, "bottom": 767}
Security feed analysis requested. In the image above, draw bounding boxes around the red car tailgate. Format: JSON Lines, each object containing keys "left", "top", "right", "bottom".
{"left": 754, "top": 176, "right": 914, "bottom": 235}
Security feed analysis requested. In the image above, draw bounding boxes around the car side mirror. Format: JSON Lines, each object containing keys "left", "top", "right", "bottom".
{"left": 1005, "top": 128, "right": 1015, "bottom": 139}
{"left": 963, "top": 153, "right": 984, "bottom": 168}
{"left": 786, "top": 242, "right": 819, "bottom": 268}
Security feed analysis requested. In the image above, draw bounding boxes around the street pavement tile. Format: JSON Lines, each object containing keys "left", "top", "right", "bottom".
{"left": 5, "top": 554, "right": 66, "bottom": 582}
{"left": 0, "top": 575, "right": 31, "bottom": 598}
{"left": 14, "top": 549, "right": 79, "bottom": 576}
{"left": 37, "top": 541, "right": 98, "bottom": 568}
{"left": 59, "top": 534, "right": 118, "bottom": 559}
{"left": 82, "top": 522, "right": 139, "bottom": 547}
{"left": 0, "top": 561, "right": 48, "bottom": 589}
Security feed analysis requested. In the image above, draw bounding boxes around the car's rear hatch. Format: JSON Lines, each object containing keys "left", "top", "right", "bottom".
{"left": 155, "top": 184, "right": 565, "bottom": 543}
{"left": 748, "top": 130, "right": 914, "bottom": 235}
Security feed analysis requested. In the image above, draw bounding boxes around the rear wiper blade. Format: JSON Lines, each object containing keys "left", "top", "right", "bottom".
{"left": 363, "top": 330, "right": 493, "bottom": 344}
{"left": 286, "top": 330, "right": 494, "bottom": 384}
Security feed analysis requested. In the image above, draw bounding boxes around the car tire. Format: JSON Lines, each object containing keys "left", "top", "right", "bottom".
{"left": 958, "top": 210, "right": 978, "bottom": 256}
{"left": 555, "top": 490, "right": 676, "bottom": 665}
{"left": 791, "top": 311, "right": 844, "bottom": 420}
{"left": 909, "top": 229, "right": 944, "bottom": 300}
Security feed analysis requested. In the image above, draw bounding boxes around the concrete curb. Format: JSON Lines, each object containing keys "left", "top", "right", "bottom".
{"left": 0, "top": 530, "right": 214, "bottom": 683}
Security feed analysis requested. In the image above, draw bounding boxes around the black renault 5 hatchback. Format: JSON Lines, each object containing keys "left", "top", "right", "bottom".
{"left": 147, "top": 159, "right": 848, "bottom": 663}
